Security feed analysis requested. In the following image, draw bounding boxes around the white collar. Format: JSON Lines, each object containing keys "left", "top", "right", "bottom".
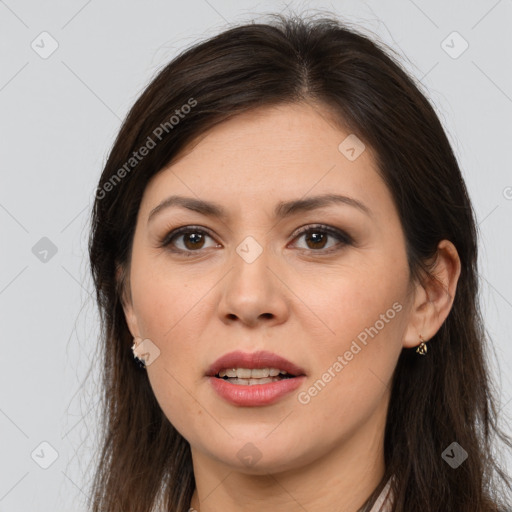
{"left": 368, "top": 477, "right": 394, "bottom": 512}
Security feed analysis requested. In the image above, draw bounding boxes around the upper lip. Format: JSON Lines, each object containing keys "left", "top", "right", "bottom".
{"left": 206, "top": 350, "right": 306, "bottom": 377}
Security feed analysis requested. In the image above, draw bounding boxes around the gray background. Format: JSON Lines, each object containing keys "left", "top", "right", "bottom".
{"left": 1, "top": 1, "right": 511, "bottom": 510}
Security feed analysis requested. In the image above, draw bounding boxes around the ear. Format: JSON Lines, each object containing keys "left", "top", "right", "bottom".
{"left": 116, "top": 263, "right": 141, "bottom": 339}
{"left": 402, "top": 239, "right": 461, "bottom": 350}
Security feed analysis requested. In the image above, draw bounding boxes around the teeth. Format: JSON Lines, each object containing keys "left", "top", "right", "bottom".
{"left": 237, "top": 368, "right": 252, "bottom": 379}
{"left": 220, "top": 368, "right": 238, "bottom": 378}
{"left": 227, "top": 377, "right": 280, "bottom": 385}
{"left": 217, "top": 367, "right": 289, "bottom": 378}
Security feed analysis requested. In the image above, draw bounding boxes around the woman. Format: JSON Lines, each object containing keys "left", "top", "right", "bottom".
{"left": 87, "top": 12, "right": 512, "bottom": 512}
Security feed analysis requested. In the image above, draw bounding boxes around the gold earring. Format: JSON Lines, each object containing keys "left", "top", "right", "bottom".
{"left": 416, "top": 334, "right": 428, "bottom": 355}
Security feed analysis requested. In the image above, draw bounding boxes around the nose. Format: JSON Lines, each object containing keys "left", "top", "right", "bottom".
{"left": 217, "top": 242, "right": 290, "bottom": 328}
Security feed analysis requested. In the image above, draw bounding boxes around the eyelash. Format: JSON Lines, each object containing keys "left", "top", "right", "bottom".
{"left": 158, "top": 224, "right": 353, "bottom": 256}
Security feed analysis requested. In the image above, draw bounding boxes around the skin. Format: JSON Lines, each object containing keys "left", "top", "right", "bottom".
{"left": 121, "top": 102, "right": 461, "bottom": 512}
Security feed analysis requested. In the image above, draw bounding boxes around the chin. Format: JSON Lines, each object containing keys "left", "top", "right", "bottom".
{"left": 201, "top": 435, "right": 315, "bottom": 475}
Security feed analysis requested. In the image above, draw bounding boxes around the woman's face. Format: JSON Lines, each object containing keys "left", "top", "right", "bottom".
{"left": 122, "top": 103, "right": 420, "bottom": 474}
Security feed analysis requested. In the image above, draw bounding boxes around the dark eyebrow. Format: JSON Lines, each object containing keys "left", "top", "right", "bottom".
{"left": 147, "top": 193, "right": 372, "bottom": 224}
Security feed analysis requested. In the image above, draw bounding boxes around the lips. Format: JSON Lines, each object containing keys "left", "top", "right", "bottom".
{"left": 206, "top": 350, "right": 307, "bottom": 406}
{"left": 206, "top": 350, "right": 306, "bottom": 378}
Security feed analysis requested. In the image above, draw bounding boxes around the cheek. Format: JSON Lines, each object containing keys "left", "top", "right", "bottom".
{"left": 295, "top": 273, "right": 405, "bottom": 427}
{"left": 130, "top": 249, "right": 198, "bottom": 338}
{"left": 135, "top": 270, "right": 207, "bottom": 435}
{"left": 146, "top": 364, "right": 209, "bottom": 446}
{"left": 296, "top": 264, "right": 407, "bottom": 416}
{"left": 303, "top": 258, "right": 407, "bottom": 344}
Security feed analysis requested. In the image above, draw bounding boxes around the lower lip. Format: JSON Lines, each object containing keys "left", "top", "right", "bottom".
{"left": 208, "top": 376, "right": 306, "bottom": 406}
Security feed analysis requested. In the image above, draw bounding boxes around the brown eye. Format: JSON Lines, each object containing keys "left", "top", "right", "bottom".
{"left": 303, "top": 231, "right": 328, "bottom": 250}
{"left": 161, "top": 226, "right": 219, "bottom": 254}
{"left": 181, "top": 232, "right": 206, "bottom": 250}
{"left": 292, "top": 225, "right": 352, "bottom": 253}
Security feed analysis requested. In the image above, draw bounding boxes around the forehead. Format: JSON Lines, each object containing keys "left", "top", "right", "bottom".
{"left": 171, "top": 103, "right": 361, "bottom": 164}
{"left": 139, "top": 103, "right": 392, "bottom": 221}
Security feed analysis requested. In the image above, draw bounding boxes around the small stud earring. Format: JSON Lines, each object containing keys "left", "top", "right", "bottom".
{"left": 416, "top": 334, "right": 428, "bottom": 356}
{"left": 132, "top": 337, "right": 147, "bottom": 369}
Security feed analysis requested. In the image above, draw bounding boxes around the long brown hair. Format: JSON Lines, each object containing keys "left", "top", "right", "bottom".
{"left": 87, "top": 11, "right": 512, "bottom": 512}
